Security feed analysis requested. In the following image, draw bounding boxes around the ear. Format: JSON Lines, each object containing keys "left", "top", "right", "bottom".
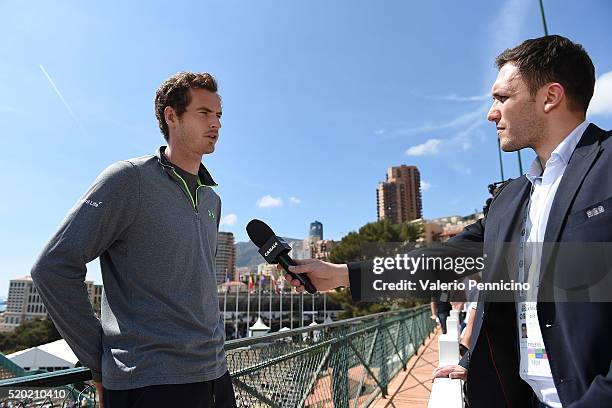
{"left": 164, "top": 106, "right": 178, "bottom": 129}
{"left": 542, "top": 83, "right": 565, "bottom": 113}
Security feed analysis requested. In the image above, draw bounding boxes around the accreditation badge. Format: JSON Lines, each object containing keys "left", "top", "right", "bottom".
{"left": 518, "top": 301, "right": 552, "bottom": 377}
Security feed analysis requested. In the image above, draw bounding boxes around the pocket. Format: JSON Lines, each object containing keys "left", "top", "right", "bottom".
{"left": 565, "top": 196, "right": 612, "bottom": 235}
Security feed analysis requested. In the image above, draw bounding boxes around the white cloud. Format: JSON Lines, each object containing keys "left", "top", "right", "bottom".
{"left": 289, "top": 196, "right": 301, "bottom": 204}
{"left": 396, "top": 108, "right": 484, "bottom": 135}
{"left": 220, "top": 213, "right": 237, "bottom": 226}
{"left": 448, "top": 112, "right": 489, "bottom": 152}
{"left": 588, "top": 70, "right": 612, "bottom": 116}
{"left": 421, "top": 181, "right": 431, "bottom": 191}
{"left": 405, "top": 139, "right": 442, "bottom": 156}
{"left": 374, "top": 129, "right": 385, "bottom": 135}
{"left": 399, "top": 100, "right": 490, "bottom": 156}
{"left": 258, "top": 195, "right": 283, "bottom": 208}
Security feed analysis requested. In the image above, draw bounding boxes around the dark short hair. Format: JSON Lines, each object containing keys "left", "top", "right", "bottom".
{"left": 495, "top": 35, "right": 595, "bottom": 114}
{"left": 155, "top": 72, "right": 218, "bottom": 141}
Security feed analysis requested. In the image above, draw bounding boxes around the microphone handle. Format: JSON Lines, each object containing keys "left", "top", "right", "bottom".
{"left": 277, "top": 254, "right": 317, "bottom": 294}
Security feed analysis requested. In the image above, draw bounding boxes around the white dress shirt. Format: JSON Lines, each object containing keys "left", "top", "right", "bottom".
{"left": 517, "top": 120, "right": 590, "bottom": 407}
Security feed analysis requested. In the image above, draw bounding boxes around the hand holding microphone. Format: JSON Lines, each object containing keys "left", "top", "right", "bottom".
{"left": 280, "top": 258, "right": 350, "bottom": 293}
{"left": 246, "top": 219, "right": 318, "bottom": 294}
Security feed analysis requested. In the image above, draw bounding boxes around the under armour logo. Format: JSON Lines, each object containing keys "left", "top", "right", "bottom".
{"left": 586, "top": 205, "right": 605, "bottom": 218}
{"left": 82, "top": 199, "right": 103, "bottom": 208}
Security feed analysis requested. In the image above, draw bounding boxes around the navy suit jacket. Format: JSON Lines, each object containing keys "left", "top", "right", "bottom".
{"left": 348, "top": 123, "right": 612, "bottom": 407}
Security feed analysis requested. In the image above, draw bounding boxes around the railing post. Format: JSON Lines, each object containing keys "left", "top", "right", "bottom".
{"left": 330, "top": 328, "right": 350, "bottom": 408}
{"left": 430, "top": 308, "right": 464, "bottom": 408}
{"left": 419, "top": 311, "right": 426, "bottom": 345}
{"left": 378, "top": 318, "right": 389, "bottom": 396}
{"left": 447, "top": 310, "right": 460, "bottom": 338}
{"left": 394, "top": 320, "right": 408, "bottom": 370}
{"left": 438, "top": 309, "right": 460, "bottom": 366}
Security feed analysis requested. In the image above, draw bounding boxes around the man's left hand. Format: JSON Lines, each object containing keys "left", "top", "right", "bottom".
{"left": 432, "top": 364, "right": 467, "bottom": 381}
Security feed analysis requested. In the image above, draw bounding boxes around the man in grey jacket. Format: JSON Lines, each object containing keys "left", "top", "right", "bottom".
{"left": 32, "top": 72, "right": 237, "bottom": 407}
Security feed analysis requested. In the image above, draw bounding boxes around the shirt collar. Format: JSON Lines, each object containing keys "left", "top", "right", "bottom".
{"left": 526, "top": 158, "right": 543, "bottom": 184}
{"left": 549, "top": 120, "right": 589, "bottom": 166}
{"left": 155, "top": 146, "right": 218, "bottom": 187}
{"left": 525, "top": 120, "right": 589, "bottom": 185}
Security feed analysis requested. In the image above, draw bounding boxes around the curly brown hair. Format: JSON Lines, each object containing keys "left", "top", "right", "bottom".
{"left": 495, "top": 35, "right": 595, "bottom": 115}
{"left": 155, "top": 72, "right": 219, "bottom": 141}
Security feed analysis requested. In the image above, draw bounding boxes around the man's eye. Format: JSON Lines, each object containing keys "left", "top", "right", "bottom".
{"left": 495, "top": 96, "right": 508, "bottom": 103}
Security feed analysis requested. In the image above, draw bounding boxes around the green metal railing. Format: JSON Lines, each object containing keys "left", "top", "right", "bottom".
{"left": 0, "top": 305, "right": 435, "bottom": 407}
{"left": 225, "top": 305, "right": 435, "bottom": 407}
{"left": 0, "top": 351, "right": 27, "bottom": 379}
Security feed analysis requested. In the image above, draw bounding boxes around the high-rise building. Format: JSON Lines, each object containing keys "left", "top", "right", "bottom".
{"left": 1, "top": 276, "right": 101, "bottom": 332}
{"left": 215, "top": 231, "right": 236, "bottom": 284}
{"left": 309, "top": 221, "right": 323, "bottom": 241}
{"left": 377, "top": 165, "right": 422, "bottom": 223}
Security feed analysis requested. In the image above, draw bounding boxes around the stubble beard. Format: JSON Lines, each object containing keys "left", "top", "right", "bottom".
{"left": 202, "top": 135, "right": 216, "bottom": 154}
{"left": 177, "top": 126, "right": 216, "bottom": 156}
{"left": 500, "top": 102, "right": 544, "bottom": 153}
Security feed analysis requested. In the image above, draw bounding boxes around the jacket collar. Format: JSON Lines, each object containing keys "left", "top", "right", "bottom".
{"left": 543, "top": 123, "right": 604, "bottom": 243}
{"left": 155, "top": 146, "right": 218, "bottom": 187}
{"left": 539, "top": 123, "right": 604, "bottom": 285}
{"left": 526, "top": 120, "right": 589, "bottom": 185}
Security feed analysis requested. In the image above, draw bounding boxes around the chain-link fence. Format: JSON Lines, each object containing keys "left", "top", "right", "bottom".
{"left": 226, "top": 305, "right": 435, "bottom": 407}
{"left": 0, "top": 305, "right": 435, "bottom": 407}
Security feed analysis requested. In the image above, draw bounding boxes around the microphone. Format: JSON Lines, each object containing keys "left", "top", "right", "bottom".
{"left": 246, "top": 219, "right": 317, "bottom": 294}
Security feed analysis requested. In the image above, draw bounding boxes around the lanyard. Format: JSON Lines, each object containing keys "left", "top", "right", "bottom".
{"left": 518, "top": 182, "right": 539, "bottom": 300}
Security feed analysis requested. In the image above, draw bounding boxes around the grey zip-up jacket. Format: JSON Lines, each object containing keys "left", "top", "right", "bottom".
{"left": 31, "top": 147, "right": 227, "bottom": 390}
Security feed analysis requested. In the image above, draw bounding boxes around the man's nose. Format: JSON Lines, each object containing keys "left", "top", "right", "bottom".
{"left": 210, "top": 116, "right": 221, "bottom": 129}
{"left": 487, "top": 102, "right": 500, "bottom": 123}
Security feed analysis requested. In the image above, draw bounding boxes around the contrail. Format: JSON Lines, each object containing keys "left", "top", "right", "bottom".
{"left": 430, "top": 93, "right": 491, "bottom": 102}
{"left": 39, "top": 64, "right": 83, "bottom": 129}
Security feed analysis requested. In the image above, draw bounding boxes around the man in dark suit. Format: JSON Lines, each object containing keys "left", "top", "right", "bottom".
{"left": 282, "top": 35, "right": 611, "bottom": 407}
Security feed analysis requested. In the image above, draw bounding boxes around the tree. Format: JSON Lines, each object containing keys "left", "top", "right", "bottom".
{"left": 329, "top": 219, "right": 423, "bottom": 264}
{"left": 328, "top": 219, "right": 425, "bottom": 318}
{"left": 0, "top": 318, "right": 61, "bottom": 355}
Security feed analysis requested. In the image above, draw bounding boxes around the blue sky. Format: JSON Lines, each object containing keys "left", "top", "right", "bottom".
{"left": 1, "top": 0, "right": 612, "bottom": 294}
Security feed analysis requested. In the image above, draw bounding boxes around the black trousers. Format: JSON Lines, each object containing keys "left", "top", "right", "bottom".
{"left": 103, "top": 371, "right": 237, "bottom": 408}
{"left": 437, "top": 310, "right": 450, "bottom": 334}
